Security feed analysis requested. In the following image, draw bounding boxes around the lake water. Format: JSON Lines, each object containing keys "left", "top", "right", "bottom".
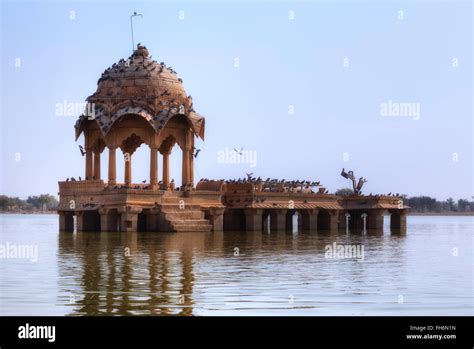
{"left": 0, "top": 214, "right": 472, "bottom": 316}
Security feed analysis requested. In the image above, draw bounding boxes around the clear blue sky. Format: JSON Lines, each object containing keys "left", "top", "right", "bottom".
{"left": 1, "top": 0, "right": 472, "bottom": 200}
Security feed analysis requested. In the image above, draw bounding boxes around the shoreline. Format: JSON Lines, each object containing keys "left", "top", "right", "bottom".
{"left": 408, "top": 212, "right": 474, "bottom": 216}
{"left": 1, "top": 211, "right": 474, "bottom": 217}
{"left": 0, "top": 211, "right": 57, "bottom": 215}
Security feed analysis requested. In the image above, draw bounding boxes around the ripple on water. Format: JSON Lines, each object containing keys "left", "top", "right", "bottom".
{"left": 0, "top": 214, "right": 472, "bottom": 315}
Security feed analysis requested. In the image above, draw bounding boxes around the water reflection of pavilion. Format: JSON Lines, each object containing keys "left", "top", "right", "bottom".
{"left": 57, "top": 231, "right": 219, "bottom": 316}
{"left": 57, "top": 228, "right": 404, "bottom": 316}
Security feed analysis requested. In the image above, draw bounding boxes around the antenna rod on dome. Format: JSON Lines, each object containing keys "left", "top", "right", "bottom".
{"left": 130, "top": 12, "right": 143, "bottom": 52}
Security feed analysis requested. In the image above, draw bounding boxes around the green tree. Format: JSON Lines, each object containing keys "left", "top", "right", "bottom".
{"left": 457, "top": 199, "right": 470, "bottom": 212}
{"left": 445, "top": 198, "right": 456, "bottom": 211}
{"left": 335, "top": 188, "right": 354, "bottom": 196}
{"left": 27, "top": 194, "right": 58, "bottom": 210}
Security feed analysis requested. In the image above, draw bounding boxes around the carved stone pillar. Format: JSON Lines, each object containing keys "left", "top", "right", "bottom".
{"left": 124, "top": 153, "right": 132, "bottom": 186}
{"left": 108, "top": 146, "right": 116, "bottom": 185}
{"left": 93, "top": 150, "right": 101, "bottom": 180}
{"left": 150, "top": 147, "right": 158, "bottom": 186}
{"left": 85, "top": 150, "right": 93, "bottom": 180}
{"left": 182, "top": 147, "right": 190, "bottom": 188}
{"left": 162, "top": 152, "right": 170, "bottom": 190}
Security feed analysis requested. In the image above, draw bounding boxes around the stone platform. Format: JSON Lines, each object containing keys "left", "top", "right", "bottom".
{"left": 57, "top": 180, "right": 225, "bottom": 233}
{"left": 58, "top": 180, "right": 407, "bottom": 234}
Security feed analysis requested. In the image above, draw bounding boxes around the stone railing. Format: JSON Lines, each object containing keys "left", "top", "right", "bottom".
{"left": 58, "top": 180, "right": 106, "bottom": 195}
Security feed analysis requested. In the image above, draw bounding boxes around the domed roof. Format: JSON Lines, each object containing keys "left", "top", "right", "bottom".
{"left": 75, "top": 43, "right": 205, "bottom": 140}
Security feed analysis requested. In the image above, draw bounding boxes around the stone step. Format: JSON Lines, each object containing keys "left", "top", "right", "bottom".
{"left": 164, "top": 211, "right": 205, "bottom": 220}
{"left": 155, "top": 201, "right": 213, "bottom": 232}
{"left": 160, "top": 204, "right": 202, "bottom": 211}
{"left": 171, "top": 223, "right": 212, "bottom": 232}
{"left": 172, "top": 218, "right": 210, "bottom": 225}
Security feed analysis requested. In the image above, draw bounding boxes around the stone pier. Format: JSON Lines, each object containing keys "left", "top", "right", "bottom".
{"left": 301, "top": 209, "right": 318, "bottom": 231}
{"left": 145, "top": 208, "right": 160, "bottom": 232}
{"left": 207, "top": 207, "right": 225, "bottom": 232}
{"left": 270, "top": 209, "right": 287, "bottom": 231}
{"left": 244, "top": 209, "right": 263, "bottom": 232}
{"left": 390, "top": 209, "right": 407, "bottom": 234}
{"left": 367, "top": 209, "right": 384, "bottom": 230}
{"left": 118, "top": 206, "right": 143, "bottom": 232}
{"left": 99, "top": 208, "right": 118, "bottom": 232}
{"left": 59, "top": 211, "right": 74, "bottom": 232}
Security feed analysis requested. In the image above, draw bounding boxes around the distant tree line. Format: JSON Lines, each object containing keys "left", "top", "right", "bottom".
{"left": 1, "top": 192, "right": 473, "bottom": 213}
{"left": 405, "top": 196, "right": 474, "bottom": 213}
{"left": 0, "top": 194, "right": 58, "bottom": 212}
{"left": 335, "top": 188, "right": 474, "bottom": 212}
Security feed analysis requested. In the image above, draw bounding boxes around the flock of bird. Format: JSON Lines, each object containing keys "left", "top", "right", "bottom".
{"left": 64, "top": 174, "right": 398, "bottom": 197}
{"left": 96, "top": 55, "right": 177, "bottom": 87}
{"left": 366, "top": 192, "right": 401, "bottom": 197}
{"left": 200, "top": 174, "right": 323, "bottom": 193}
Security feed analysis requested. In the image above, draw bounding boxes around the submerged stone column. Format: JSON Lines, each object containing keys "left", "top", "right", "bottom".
{"left": 390, "top": 209, "right": 407, "bottom": 235}
{"left": 244, "top": 209, "right": 263, "bottom": 231}
{"left": 339, "top": 211, "right": 348, "bottom": 230}
{"left": 99, "top": 208, "right": 118, "bottom": 232}
{"left": 59, "top": 211, "right": 74, "bottom": 232}
{"left": 118, "top": 206, "right": 142, "bottom": 232}
{"left": 302, "top": 209, "right": 319, "bottom": 232}
{"left": 76, "top": 211, "right": 85, "bottom": 232}
{"left": 208, "top": 207, "right": 225, "bottom": 232}
{"left": 270, "top": 209, "right": 287, "bottom": 231}
{"left": 328, "top": 210, "right": 339, "bottom": 233}
{"left": 146, "top": 208, "right": 160, "bottom": 232}
{"left": 367, "top": 209, "right": 384, "bottom": 230}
